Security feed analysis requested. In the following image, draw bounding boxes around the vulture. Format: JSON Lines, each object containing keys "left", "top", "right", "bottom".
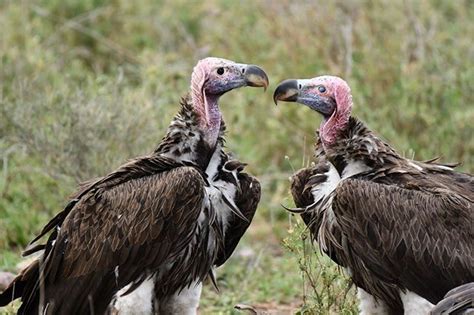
{"left": 0, "top": 57, "right": 268, "bottom": 315}
{"left": 273, "top": 76, "right": 473, "bottom": 314}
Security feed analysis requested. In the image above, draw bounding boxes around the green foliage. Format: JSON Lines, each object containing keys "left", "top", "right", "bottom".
{"left": 283, "top": 219, "right": 357, "bottom": 314}
{"left": 200, "top": 234, "right": 303, "bottom": 314}
{"left": 0, "top": 0, "right": 473, "bottom": 313}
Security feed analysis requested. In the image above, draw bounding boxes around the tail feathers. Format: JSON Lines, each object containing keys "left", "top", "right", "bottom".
{"left": 0, "top": 260, "right": 40, "bottom": 313}
{"left": 1, "top": 259, "right": 120, "bottom": 315}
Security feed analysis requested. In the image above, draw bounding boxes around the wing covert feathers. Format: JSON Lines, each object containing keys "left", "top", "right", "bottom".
{"left": 333, "top": 179, "right": 473, "bottom": 304}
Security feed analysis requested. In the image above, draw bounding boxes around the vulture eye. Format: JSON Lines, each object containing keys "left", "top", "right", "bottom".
{"left": 318, "top": 85, "right": 326, "bottom": 93}
{"left": 217, "top": 67, "right": 225, "bottom": 75}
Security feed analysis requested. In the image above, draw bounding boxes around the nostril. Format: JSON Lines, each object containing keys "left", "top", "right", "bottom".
{"left": 298, "top": 84, "right": 302, "bottom": 89}
{"left": 242, "top": 68, "right": 245, "bottom": 74}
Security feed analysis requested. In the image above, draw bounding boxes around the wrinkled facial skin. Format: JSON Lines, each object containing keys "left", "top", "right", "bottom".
{"left": 190, "top": 57, "right": 269, "bottom": 146}
{"left": 274, "top": 75, "right": 353, "bottom": 146}
{"left": 205, "top": 64, "right": 246, "bottom": 95}
{"left": 297, "top": 81, "right": 336, "bottom": 118}
{"left": 204, "top": 62, "right": 268, "bottom": 95}
{"left": 273, "top": 79, "right": 336, "bottom": 118}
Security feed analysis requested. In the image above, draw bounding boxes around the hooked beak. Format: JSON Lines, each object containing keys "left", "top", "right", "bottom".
{"left": 273, "top": 79, "right": 299, "bottom": 105}
{"left": 244, "top": 65, "right": 269, "bottom": 91}
{"left": 273, "top": 78, "right": 336, "bottom": 117}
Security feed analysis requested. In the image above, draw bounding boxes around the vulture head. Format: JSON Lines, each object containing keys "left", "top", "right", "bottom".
{"left": 191, "top": 57, "right": 268, "bottom": 146}
{"left": 273, "top": 75, "right": 353, "bottom": 147}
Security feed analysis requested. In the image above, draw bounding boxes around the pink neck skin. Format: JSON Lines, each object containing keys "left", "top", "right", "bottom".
{"left": 320, "top": 81, "right": 353, "bottom": 148}
{"left": 190, "top": 64, "right": 222, "bottom": 147}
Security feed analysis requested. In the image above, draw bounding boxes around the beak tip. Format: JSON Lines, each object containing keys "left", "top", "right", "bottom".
{"left": 244, "top": 65, "right": 269, "bottom": 91}
{"left": 273, "top": 79, "right": 299, "bottom": 104}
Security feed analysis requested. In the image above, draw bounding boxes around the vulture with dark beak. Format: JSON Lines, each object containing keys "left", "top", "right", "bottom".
{"left": 274, "top": 76, "right": 473, "bottom": 314}
{"left": 0, "top": 57, "right": 268, "bottom": 315}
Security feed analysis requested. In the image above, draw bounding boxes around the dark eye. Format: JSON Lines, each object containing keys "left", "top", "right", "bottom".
{"left": 318, "top": 85, "right": 326, "bottom": 93}
{"left": 217, "top": 67, "right": 225, "bottom": 75}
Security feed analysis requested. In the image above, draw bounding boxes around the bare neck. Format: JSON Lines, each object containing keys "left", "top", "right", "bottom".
{"left": 320, "top": 86, "right": 353, "bottom": 148}
{"left": 190, "top": 83, "right": 222, "bottom": 149}
{"left": 320, "top": 113, "right": 350, "bottom": 149}
{"left": 202, "top": 94, "right": 222, "bottom": 147}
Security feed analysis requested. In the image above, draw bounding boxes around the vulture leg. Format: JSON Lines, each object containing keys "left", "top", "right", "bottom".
{"left": 109, "top": 278, "right": 155, "bottom": 315}
{"left": 157, "top": 281, "right": 202, "bottom": 315}
{"left": 357, "top": 288, "right": 393, "bottom": 315}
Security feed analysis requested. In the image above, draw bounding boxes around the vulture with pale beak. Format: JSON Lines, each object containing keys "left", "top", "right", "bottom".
{"left": 0, "top": 57, "right": 268, "bottom": 315}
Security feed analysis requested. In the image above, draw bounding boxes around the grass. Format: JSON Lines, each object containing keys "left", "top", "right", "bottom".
{"left": 1, "top": 0, "right": 473, "bottom": 314}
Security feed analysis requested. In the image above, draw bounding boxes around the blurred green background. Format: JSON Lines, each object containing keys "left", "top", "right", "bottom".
{"left": 0, "top": 0, "right": 473, "bottom": 314}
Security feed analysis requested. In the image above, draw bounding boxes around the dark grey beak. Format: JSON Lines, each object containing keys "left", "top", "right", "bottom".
{"left": 244, "top": 65, "right": 269, "bottom": 91}
{"left": 273, "top": 79, "right": 299, "bottom": 105}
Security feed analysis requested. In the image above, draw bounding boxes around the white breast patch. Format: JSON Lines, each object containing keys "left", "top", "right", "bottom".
{"left": 311, "top": 163, "right": 341, "bottom": 204}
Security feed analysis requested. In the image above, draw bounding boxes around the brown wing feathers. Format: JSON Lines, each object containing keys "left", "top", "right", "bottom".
{"left": 333, "top": 179, "right": 474, "bottom": 305}
{"left": 2, "top": 165, "right": 208, "bottom": 315}
{"left": 288, "top": 115, "right": 473, "bottom": 312}
{"left": 25, "top": 155, "right": 185, "bottom": 252}
{"left": 61, "top": 167, "right": 205, "bottom": 277}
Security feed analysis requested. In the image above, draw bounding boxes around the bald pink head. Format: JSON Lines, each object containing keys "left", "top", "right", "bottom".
{"left": 273, "top": 75, "right": 353, "bottom": 147}
{"left": 190, "top": 57, "right": 269, "bottom": 147}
